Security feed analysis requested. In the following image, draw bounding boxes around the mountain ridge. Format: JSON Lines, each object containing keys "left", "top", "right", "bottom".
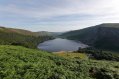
{"left": 60, "top": 23, "right": 119, "bottom": 51}
{"left": 0, "top": 26, "right": 60, "bottom": 37}
{"left": 0, "top": 26, "right": 53, "bottom": 48}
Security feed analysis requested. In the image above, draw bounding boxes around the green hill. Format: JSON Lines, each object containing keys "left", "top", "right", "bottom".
{"left": 60, "top": 23, "right": 119, "bottom": 51}
{"left": 0, "top": 26, "right": 53, "bottom": 48}
{"left": 0, "top": 45, "right": 119, "bottom": 79}
{"left": 0, "top": 27, "right": 36, "bottom": 36}
{"left": 0, "top": 26, "right": 56, "bottom": 37}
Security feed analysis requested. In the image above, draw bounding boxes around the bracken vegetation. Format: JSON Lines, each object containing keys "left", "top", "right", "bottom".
{"left": 0, "top": 45, "right": 119, "bottom": 79}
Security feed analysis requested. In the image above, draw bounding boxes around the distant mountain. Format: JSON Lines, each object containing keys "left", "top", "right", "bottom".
{"left": 60, "top": 23, "right": 119, "bottom": 51}
{"left": 35, "top": 31, "right": 63, "bottom": 37}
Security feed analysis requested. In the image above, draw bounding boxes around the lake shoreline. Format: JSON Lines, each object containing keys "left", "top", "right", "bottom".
{"left": 38, "top": 38, "right": 88, "bottom": 52}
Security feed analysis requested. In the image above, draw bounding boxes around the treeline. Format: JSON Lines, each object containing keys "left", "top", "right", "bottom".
{"left": 0, "top": 31, "right": 53, "bottom": 48}
{"left": 77, "top": 47, "right": 119, "bottom": 61}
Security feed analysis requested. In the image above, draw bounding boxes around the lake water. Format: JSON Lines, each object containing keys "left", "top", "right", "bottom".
{"left": 38, "top": 38, "right": 88, "bottom": 52}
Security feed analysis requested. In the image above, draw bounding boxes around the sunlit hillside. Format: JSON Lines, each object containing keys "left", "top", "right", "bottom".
{"left": 0, "top": 27, "right": 53, "bottom": 48}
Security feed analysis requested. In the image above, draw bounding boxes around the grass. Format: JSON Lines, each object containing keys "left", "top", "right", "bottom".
{"left": 54, "top": 52, "right": 88, "bottom": 59}
{"left": 0, "top": 45, "right": 119, "bottom": 79}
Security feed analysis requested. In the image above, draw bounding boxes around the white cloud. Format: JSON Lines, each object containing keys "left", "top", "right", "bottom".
{"left": 0, "top": 0, "right": 119, "bottom": 31}
{"left": 0, "top": 0, "right": 119, "bottom": 18}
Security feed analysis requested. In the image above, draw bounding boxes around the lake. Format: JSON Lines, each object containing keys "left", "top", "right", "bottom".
{"left": 38, "top": 38, "right": 88, "bottom": 52}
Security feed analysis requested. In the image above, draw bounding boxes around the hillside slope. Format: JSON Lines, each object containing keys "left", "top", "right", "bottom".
{"left": 0, "top": 45, "right": 119, "bottom": 79}
{"left": 0, "top": 26, "right": 57, "bottom": 37}
{"left": 60, "top": 23, "right": 119, "bottom": 51}
{"left": 0, "top": 27, "right": 36, "bottom": 36}
{"left": 0, "top": 26, "right": 53, "bottom": 48}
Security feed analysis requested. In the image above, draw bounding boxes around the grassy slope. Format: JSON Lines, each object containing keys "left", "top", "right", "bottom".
{"left": 0, "top": 27, "right": 35, "bottom": 36}
{"left": 0, "top": 27, "right": 53, "bottom": 48}
{"left": 54, "top": 52, "right": 88, "bottom": 59}
{"left": 0, "top": 45, "right": 119, "bottom": 79}
{"left": 0, "top": 27, "right": 59, "bottom": 37}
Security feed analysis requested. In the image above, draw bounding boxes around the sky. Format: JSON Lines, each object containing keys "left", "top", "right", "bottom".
{"left": 0, "top": 0, "right": 119, "bottom": 32}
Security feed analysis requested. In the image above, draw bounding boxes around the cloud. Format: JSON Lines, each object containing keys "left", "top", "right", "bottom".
{"left": 1, "top": 0, "right": 118, "bottom": 18}
{"left": 0, "top": 0, "right": 119, "bottom": 32}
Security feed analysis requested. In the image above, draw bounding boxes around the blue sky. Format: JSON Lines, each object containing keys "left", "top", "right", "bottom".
{"left": 0, "top": 0, "right": 119, "bottom": 32}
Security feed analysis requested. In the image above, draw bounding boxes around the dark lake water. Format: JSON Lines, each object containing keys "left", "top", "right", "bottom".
{"left": 38, "top": 38, "right": 88, "bottom": 52}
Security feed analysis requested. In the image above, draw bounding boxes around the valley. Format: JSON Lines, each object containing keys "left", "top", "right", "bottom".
{"left": 0, "top": 24, "right": 119, "bottom": 79}
{"left": 1, "top": 0, "right": 119, "bottom": 79}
